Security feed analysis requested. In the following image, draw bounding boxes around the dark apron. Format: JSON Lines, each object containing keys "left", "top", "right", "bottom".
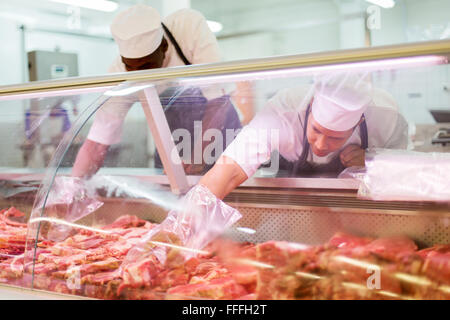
{"left": 154, "top": 25, "right": 242, "bottom": 173}
{"left": 161, "top": 22, "right": 192, "bottom": 65}
{"left": 278, "top": 101, "right": 368, "bottom": 176}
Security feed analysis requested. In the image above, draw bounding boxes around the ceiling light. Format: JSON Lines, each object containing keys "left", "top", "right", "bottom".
{"left": 49, "top": 0, "right": 119, "bottom": 13}
{"left": 207, "top": 20, "right": 223, "bottom": 33}
{"left": 365, "top": 0, "right": 395, "bottom": 9}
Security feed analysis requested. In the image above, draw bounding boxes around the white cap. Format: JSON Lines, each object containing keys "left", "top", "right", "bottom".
{"left": 311, "top": 73, "right": 373, "bottom": 131}
{"left": 110, "top": 4, "right": 163, "bottom": 59}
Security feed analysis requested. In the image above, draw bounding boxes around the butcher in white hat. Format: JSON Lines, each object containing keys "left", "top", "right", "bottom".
{"left": 194, "top": 72, "right": 409, "bottom": 199}
{"left": 108, "top": 4, "right": 220, "bottom": 72}
{"left": 72, "top": 4, "right": 242, "bottom": 178}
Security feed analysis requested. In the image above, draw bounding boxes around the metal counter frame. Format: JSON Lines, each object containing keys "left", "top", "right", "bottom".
{"left": 1, "top": 40, "right": 450, "bottom": 98}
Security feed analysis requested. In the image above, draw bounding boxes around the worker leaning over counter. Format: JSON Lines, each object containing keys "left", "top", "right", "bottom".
{"left": 121, "top": 72, "right": 410, "bottom": 265}
{"left": 72, "top": 4, "right": 241, "bottom": 177}
{"left": 197, "top": 72, "right": 409, "bottom": 199}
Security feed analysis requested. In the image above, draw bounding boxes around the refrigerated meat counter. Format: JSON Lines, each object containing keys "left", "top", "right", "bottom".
{"left": 0, "top": 40, "right": 449, "bottom": 300}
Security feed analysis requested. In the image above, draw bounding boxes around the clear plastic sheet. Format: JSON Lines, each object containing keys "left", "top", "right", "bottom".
{"left": 45, "top": 176, "right": 103, "bottom": 218}
{"left": 31, "top": 175, "right": 184, "bottom": 242}
{"left": 120, "top": 184, "right": 242, "bottom": 286}
{"left": 337, "top": 166, "right": 366, "bottom": 180}
{"left": 31, "top": 176, "right": 104, "bottom": 241}
{"left": 88, "top": 175, "right": 181, "bottom": 212}
{"left": 345, "top": 148, "right": 450, "bottom": 202}
{"left": 0, "top": 180, "right": 40, "bottom": 198}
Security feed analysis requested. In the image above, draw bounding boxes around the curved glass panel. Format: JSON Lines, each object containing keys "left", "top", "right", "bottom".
{"left": 0, "top": 88, "right": 109, "bottom": 290}
{"left": 0, "top": 43, "right": 449, "bottom": 299}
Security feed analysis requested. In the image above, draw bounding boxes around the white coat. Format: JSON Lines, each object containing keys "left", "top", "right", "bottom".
{"left": 107, "top": 8, "right": 221, "bottom": 73}
{"left": 222, "top": 85, "right": 409, "bottom": 178}
{"left": 87, "top": 8, "right": 223, "bottom": 146}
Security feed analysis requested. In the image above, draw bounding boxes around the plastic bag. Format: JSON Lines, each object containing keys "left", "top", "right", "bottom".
{"left": 32, "top": 176, "right": 104, "bottom": 241}
{"left": 45, "top": 176, "right": 103, "bottom": 220}
{"left": 337, "top": 166, "right": 366, "bottom": 180}
{"left": 355, "top": 148, "right": 450, "bottom": 202}
{"left": 120, "top": 184, "right": 242, "bottom": 285}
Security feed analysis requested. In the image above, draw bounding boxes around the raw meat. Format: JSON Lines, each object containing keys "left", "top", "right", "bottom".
{"left": 365, "top": 236, "right": 418, "bottom": 261}
{"left": 102, "top": 215, "right": 148, "bottom": 230}
{"left": 0, "top": 207, "right": 449, "bottom": 300}
{"left": 327, "top": 232, "right": 374, "bottom": 249}
{"left": 166, "top": 276, "right": 248, "bottom": 300}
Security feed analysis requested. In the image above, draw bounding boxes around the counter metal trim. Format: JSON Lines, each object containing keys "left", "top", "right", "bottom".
{"left": 0, "top": 284, "right": 92, "bottom": 300}
{"left": 1, "top": 40, "right": 450, "bottom": 97}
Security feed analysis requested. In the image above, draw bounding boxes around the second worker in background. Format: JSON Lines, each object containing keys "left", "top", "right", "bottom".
{"left": 73, "top": 4, "right": 242, "bottom": 178}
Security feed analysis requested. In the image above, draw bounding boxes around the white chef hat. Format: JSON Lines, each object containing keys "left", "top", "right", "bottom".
{"left": 311, "top": 72, "right": 373, "bottom": 131}
{"left": 110, "top": 4, "right": 163, "bottom": 59}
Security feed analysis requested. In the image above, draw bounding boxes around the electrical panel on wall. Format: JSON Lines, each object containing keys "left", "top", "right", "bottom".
{"left": 27, "top": 50, "right": 79, "bottom": 81}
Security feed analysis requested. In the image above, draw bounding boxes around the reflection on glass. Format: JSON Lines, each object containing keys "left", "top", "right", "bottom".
{"left": 22, "top": 96, "right": 80, "bottom": 168}
{"left": 72, "top": 81, "right": 243, "bottom": 178}
{"left": 0, "top": 43, "right": 449, "bottom": 300}
{"left": 223, "top": 71, "right": 409, "bottom": 178}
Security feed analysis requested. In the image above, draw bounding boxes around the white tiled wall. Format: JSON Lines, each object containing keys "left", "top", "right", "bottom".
{"left": 373, "top": 65, "right": 450, "bottom": 124}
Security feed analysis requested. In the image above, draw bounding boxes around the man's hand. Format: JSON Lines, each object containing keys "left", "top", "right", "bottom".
{"left": 72, "top": 139, "right": 109, "bottom": 178}
{"left": 119, "top": 183, "right": 242, "bottom": 289}
{"left": 340, "top": 144, "right": 365, "bottom": 168}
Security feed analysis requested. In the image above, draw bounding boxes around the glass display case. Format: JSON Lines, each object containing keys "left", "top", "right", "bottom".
{"left": 0, "top": 40, "right": 449, "bottom": 300}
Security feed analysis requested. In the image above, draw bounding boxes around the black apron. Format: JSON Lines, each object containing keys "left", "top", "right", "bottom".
{"left": 154, "top": 25, "right": 242, "bottom": 173}
{"left": 161, "top": 22, "right": 192, "bottom": 65}
{"left": 278, "top": 101, "right": 368, "bottom": 176}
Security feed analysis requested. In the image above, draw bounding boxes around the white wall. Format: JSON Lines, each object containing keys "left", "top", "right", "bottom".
{"left": 0, "top": 0, "right": 449, "bottom": 127}
{"left": 273, "top": 22, "right": 340, "bottom": 55}
{"left": 406, "top": 0, "right": 450, "bottom": 41}
{"left": 367, "top": 0, "right": 450, "bottom": 125}
{"left": 369, "top": 2, "right": 407, "bottom": 46}
{"left": 219, "top": 33, "right": 274, "bottom": 61}
{"left": 373, "top": 65, "right": 450, "bottom": 126}
{"left": 213, "top": 0, "right": 450, "bottom": 125}
{"left": 215, "top": 0, "right": 342, "bottom": 59}
{"left": 368, "top": 0, "right": 450, "bottom": 44}
{"left": 0, "top": 11, "right": 120, "bottom": 167}
{"left": 0, "top": 17, "right": 118, "bottom": 86}
{"left": 0, "top": 18, "right": 24, "bottom": 85}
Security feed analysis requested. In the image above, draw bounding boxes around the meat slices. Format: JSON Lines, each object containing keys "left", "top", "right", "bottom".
{"left": 365, "top": 236, "right": 418, "bottom": 261}
{"left": 1, "top": 207, "right": 449, "bottom": 301}
{"left": 166, "top": 276, "right": 248, "bottom": 300}
{"left": 102, "top": 215, "right": 148, "bottom": 230}
{"left": 327, "top": 232, "right": 374, "bottom": 249}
